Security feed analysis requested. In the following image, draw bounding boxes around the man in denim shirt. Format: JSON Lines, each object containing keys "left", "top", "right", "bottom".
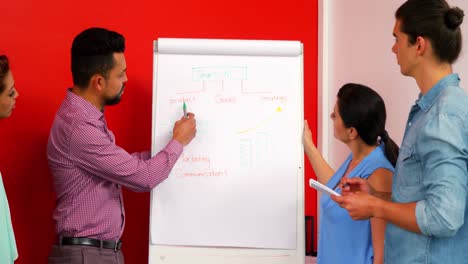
{"left": 333, "top": 0, "right": 468, "bottom": 263}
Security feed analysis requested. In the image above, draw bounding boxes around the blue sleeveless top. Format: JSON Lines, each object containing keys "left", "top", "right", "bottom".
{"left": 317, "top": 143, "right": 394, "bottom": 264}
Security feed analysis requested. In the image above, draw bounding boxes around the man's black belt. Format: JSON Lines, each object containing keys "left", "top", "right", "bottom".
{"left": 59, "top": 236, "right": 122, "bottom": 251}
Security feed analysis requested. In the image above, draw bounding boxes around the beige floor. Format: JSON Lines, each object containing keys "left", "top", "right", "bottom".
{"left": 306, "top": 256, "right": 317, "bottom": 264}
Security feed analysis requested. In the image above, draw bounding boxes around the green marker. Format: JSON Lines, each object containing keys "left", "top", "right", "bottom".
{"left": 183, "top": 101, "right": 188, "bottom": 118}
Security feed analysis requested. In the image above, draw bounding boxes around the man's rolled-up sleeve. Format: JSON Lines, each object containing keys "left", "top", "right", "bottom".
{"left": 416, "top": 113, "right": 468, "bottom": 237}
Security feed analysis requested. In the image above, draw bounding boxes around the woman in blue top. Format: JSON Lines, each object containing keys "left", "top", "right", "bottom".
{"left": 0, "top": 55, "right": 20, "bottom": 263}
{"left": 303, "top": 83, "right": 399, "bottom": 264}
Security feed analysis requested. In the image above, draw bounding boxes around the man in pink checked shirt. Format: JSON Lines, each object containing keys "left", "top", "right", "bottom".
{"left": 47, "top": 27, "right": 196, "bottom": 264}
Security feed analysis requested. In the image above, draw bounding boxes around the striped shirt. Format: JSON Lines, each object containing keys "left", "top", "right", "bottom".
{"left": 47, "top": 89, "right": 182, "bottom": 240}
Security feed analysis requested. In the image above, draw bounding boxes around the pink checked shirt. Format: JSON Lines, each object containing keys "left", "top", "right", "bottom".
{"left": 47, "top": 90, "right": 182, "bottom": 240}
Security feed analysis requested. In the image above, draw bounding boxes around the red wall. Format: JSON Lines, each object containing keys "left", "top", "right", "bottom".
{"left": 0, "top": 0, "right": 318, "bottom": 263}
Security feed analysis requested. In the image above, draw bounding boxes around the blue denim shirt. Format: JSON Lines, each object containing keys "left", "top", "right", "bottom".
{"left": 385, "top": 74, "right": 468, "bottom": 264}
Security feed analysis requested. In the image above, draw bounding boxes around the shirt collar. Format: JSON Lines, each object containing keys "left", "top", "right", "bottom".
{"left": 416, "top": 73, "right": 460, "bottom": 112}
{"left": 65, "top": 89, "right": 104, "bottom": 120}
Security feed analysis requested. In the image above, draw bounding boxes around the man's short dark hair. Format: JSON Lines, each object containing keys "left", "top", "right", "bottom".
{"left": 71, "top": 27, "right": 125, "bottom": 88}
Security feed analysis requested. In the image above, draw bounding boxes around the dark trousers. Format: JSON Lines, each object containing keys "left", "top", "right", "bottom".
{"left": 48, "top": 245, "right": 124, "bottom": 264}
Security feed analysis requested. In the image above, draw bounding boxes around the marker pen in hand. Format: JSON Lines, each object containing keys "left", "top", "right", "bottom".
{"left": 183, "top": 101, "right": 188, "bottom": 118}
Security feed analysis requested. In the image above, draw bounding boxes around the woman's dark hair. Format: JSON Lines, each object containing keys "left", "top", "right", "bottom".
{"left": 337, "top": 83, "right": 399, "bottom": 166}
{"left": 71, "top": 27, "right": 125, "bottom": 88}
{"left": 0, "top": 55, "right": 10, "bottom": 94}
{"left": 396, "top": 0, "right": 464, "bottom": 64}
